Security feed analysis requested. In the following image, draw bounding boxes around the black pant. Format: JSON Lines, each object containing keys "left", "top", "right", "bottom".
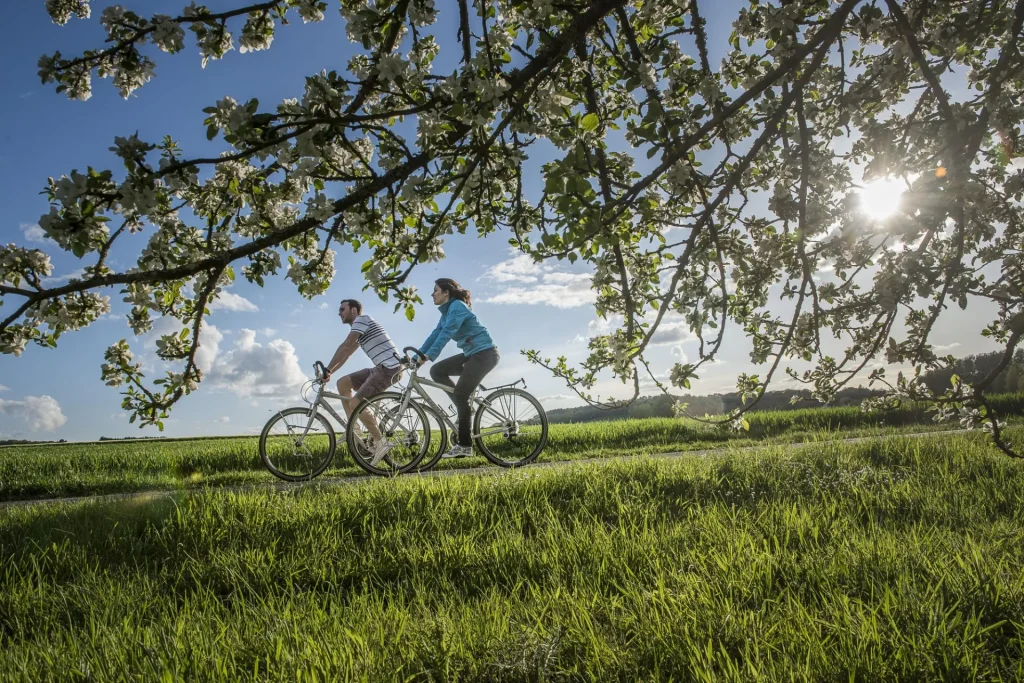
{"left": 430, "top": 347, "right": 500, "bottom": 446}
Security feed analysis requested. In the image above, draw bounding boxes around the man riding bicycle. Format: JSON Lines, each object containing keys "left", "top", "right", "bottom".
{"left": 322, "top": 299, "right": 403, "bottom": 461}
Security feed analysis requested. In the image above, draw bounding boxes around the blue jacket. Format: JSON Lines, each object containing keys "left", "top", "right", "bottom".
{"left": 419, "top": 299, "right": 494, "bottom": 361}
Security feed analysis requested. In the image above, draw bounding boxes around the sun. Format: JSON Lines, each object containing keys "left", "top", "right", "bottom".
{"left": 859, "top": 177, "right": 905, "bottom": 220}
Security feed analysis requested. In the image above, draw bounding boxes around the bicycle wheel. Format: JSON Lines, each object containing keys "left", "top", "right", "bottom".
{"left": 259, "top": 407, "right": 337, "bottom": 481}
{"left": 346, "top": 392, "right": 431, "bottom": 477}
{"left": 473, "top": 388, "right": 548, "bottom": 467}
{"left": 412, "top": 403, "right": 453, "bottom": 473}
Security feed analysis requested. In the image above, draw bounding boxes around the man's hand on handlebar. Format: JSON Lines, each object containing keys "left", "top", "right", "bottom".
{"left": 315, "top": 361, "right": 331, "bottom": 382}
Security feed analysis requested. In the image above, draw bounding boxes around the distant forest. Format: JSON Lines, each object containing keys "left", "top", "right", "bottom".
{"left": 545, "top": 350, "right": 1024, "bottom": 424}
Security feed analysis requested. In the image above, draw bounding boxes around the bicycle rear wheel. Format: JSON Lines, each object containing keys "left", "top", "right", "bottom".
{"left": 259, "top": 407, "right": 337, "bottom": 481}
{"left": 473, "top": 388, "right": 548, "bottom": 467}
{"left": 346, "top": 392, "right": 431, "bottom": 477}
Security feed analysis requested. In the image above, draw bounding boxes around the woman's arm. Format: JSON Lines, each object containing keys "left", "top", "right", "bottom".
{"left": 423, "top": 301, "right": 471, "bottom": 360}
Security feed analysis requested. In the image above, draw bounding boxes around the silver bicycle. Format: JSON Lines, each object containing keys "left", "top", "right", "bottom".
{"left": 258, "top": 361, "right": 431, "bottom": 481}
{"left": 345, "top": 347, "right": 549, "bottom": 476}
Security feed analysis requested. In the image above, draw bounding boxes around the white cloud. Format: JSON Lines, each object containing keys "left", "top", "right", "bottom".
{"left": 216, "top": 416, "right": 231, "bottom": 424}
{"left": 194, "top": 322, "right": 223, "bottom": 374}
{"left": 650, "top": 321, "right": 695, "bottom": 346}
{"left": 488, "top": 254, "right": 546, "bottom": 283}
{"left": 484, "top": 271, "right": 594, "bottom": 308}
{"left": 20, "top": 223, "right": 54, "bottom": 245}
{"left": 587, "top": 315, "right": 622, "bottom": 336}
{"left": 481, "top": 251, "right": 595, "bottom": 308}
{"left": 581, "top": 315, "right": 693, "bottom": 345}
{"left": 0, "top": 395, "right": 67, "bottom": 432}
{"left": 206, "top": 329, "right": 308, "bottom": 398}
{"left": 540, "top": 394, "right": 576, "bottom": 402}
{"left": 0, "top": 384, "right": 7, "bottom": 392}
{"left": 42, "top": 267, "right": 87, "bottom": 286}
{"left": 258, "top": 327, "right": 277, "bottom": 337}
{"left": 671, "top": 345, "right": 688, "bottom": 361}
{"left": 934, "top": 342, "right": 961, "bottom": 352}
{"left": 319, "top": 302, "right": 329, "bottom": 310}
{"left": 209, "top": 291, "right": 259, "bottom": 313}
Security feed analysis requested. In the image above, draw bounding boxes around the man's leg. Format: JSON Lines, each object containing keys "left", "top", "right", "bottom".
{"left": 336, "top": 374, "right": 354, "bottom": 407}
{"left": 340, "top": 369, "right": 381, "bottom": 440}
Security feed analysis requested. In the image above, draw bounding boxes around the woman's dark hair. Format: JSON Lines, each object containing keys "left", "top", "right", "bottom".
{"left": 435, "top": 278, "right": 472, "bottom": 307}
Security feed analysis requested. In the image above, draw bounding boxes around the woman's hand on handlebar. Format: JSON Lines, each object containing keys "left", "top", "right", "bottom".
{"left": 402, "top": 346, "right": 428, "bottom": 367}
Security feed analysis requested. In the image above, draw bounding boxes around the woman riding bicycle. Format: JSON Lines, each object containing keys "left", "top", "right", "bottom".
{"left": 416, "top": 278, "right": 499, "bottom": 459}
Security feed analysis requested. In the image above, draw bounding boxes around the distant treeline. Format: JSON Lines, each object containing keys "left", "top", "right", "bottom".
{"left": 0, "top": 439, "right": 67, "bottom": 446}
{"left": 545, "top": 350, "right": 1024, "bottom": 424}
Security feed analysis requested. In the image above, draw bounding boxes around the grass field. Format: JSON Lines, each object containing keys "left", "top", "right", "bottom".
{"left": 2, "top": 394, "right": 1023, "bottom": 502}
{"left": 2, "top": 427, "right": 1023, "bottom": 680}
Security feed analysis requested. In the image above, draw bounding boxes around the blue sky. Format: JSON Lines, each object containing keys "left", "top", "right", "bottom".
{"left": 0, "top": 1, "right": 998, "bottom": 441}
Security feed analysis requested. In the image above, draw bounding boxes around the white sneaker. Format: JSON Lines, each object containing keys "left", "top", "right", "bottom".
{"left": 368, "top": 438, "right": 394, "bottom": 467}
{"left": 441, "top": 444, "right": 473, "bottom": 459}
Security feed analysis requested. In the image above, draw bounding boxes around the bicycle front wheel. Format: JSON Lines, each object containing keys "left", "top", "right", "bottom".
{"left": 473, "top": 388, "right": 548, "bottom": 467}
{"left": 346, "top": 392, "right": 431, "bottom": 477}
{"left": 259, "top": 407, "right": 337, "bottom": 481}
{"left": 412, "top": 402, "right": 452, "bottom": 473}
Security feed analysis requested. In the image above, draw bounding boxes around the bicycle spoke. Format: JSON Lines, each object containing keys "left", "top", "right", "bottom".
{"left": 260, "top": 408, "right": 336, "bottom": 481}
{"left": 474, "top": 389, "right": 547, "bottom": 467}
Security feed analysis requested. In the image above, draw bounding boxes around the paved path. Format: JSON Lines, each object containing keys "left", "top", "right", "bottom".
{"left": 0, "top": 428, "right": 970, "bottom": 510}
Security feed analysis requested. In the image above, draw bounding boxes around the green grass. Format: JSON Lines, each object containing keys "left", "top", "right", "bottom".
{"left": 2, "top": 428, "right": 1023, "bottom": 680}
{"left": 0, "top": 405, "right": 1000, "bottom": 502}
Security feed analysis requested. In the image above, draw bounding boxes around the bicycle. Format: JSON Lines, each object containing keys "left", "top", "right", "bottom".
{"left": 258, "top": 361, "right": 433, "bottom": 481}
{"left": 345, "top": 347, "right": 549, "bottom": 475}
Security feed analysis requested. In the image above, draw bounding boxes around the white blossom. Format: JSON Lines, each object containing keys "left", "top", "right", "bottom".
{"left": 151, "top": 15, "right": 186, "bottom": 53}
{"left": 239, "top": 11, "right": 275, "bottom": 53}
{"left": 295, "top": 0, "right": 326, "bottom": 23}
{"left": 46, "top": 0, "right": 91, "bottom": 25}
{"left": 409, "top": 0, "right": 437, "bottom": 26}
{"left": 375, "top": 54, "right": 408, "bottom": 83}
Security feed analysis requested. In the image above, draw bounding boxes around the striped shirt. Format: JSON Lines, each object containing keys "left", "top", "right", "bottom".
{"left": 350, "top": 315, "right": 400, "bottom": 368}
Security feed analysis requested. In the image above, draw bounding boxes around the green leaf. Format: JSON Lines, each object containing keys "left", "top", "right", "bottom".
{"left": 405, "top": 305, "right": 415, "bottom": 321}
{"left": 581, "top": 113, "right": 599, "bottom": 132}
{"left": 206, "top": 125, "right": 218, "bottom": 141}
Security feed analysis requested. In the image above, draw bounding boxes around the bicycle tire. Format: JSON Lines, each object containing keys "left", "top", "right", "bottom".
{"left": 259, "top": 407, "right": 337, "bottom": 481}
{"left": 413, "top": 402, "right": 453, "bottom": 473}
{"left": 473, "top": 387, "right": 548, "bottom": 467}
{"left": 345, "top": 392, "right": 431, "bottom": 477}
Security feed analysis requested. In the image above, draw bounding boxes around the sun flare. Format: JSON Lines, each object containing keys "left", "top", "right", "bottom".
{"left": 859, "top": 178, "right": 905, "bottom": 220}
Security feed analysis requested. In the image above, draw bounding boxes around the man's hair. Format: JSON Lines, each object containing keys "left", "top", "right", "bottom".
{"left": 339, "top": 299, "right": 363, "bottom": 314}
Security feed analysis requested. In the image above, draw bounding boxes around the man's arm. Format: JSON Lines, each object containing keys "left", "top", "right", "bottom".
{"left": 324, "top": 330, "right": 361, "bottom": 379}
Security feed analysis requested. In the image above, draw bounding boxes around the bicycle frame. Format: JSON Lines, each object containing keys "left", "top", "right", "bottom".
{"left": 279, "top": 379, "right": 350, "bottom": 445}
{"left": 281, "top": 362, "right": 514, "bottom": 445}
{"left": 396, "top": 367, "right": 515, "bottom": 440}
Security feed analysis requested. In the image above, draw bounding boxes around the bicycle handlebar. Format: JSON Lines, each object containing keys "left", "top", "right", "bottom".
{"left": 313, "top": 360, "right": 328, "bottom": 381}
{"left": 402, "top": 346, "right": 428, "bottom": 362}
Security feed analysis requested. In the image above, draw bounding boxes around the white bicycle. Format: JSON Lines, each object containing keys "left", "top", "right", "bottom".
{"left": 345, "top": 347, "right": 549, "bottom": 477}
{"left": 258, "top": 361, "right": 432, "bottom": 481}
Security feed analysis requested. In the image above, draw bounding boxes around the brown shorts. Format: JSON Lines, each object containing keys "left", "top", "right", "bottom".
{"left": 346, "top": 364, "right": 403, "bottom": 401}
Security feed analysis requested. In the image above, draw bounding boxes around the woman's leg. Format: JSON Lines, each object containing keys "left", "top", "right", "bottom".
{"left": 451, "top": 348, "right": 500, "bottom": 446}
{"left": 429, "top": 354, "right": 465, "bottom": 390}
